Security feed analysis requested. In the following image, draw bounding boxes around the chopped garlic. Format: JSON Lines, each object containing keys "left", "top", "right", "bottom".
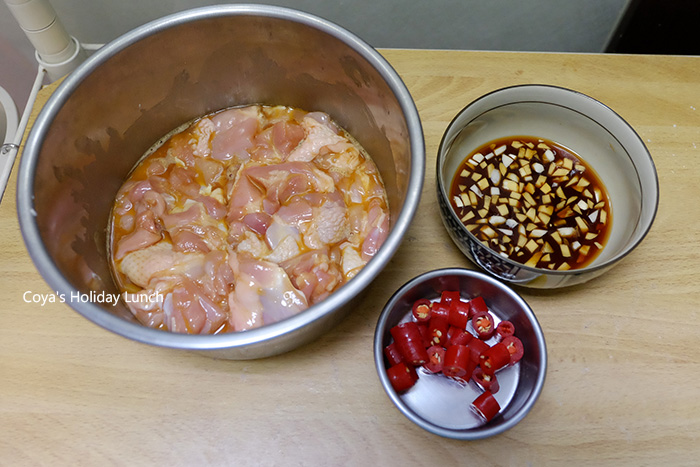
{"left": 447, "top": 136, "right": 610, "bottom": 271}
{"left": 489, "top": 215, "right": 506, "bottom": 226}
{"left": 502, "top": 154, "right": 514, "bottom": 168}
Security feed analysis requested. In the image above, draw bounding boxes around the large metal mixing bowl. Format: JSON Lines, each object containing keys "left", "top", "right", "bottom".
{"left": 17, "top": 5, "right": 424, "bottom": 359}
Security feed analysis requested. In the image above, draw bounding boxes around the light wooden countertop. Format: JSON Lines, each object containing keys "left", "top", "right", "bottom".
{"left": 2, "top": 49, "right": 700, "bottom": 465}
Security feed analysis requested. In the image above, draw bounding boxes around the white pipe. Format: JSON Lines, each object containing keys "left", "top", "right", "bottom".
{"left": 0, "top": 65, "right": 46, "bottom": 204}
{"left": 34, "top": 35, "right": 86, "bottom": 81}
{"left": 4, "top": 0, "right": 86, "bottom": 81}
{"left": 0, "top": 86, "right": 18, "bottom": 146}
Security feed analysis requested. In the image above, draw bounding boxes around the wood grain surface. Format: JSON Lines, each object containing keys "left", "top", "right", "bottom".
{"left": 2, "top": 49, "right": 699, "bottom": 465}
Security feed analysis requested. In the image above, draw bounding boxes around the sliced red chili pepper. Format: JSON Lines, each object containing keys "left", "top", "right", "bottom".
{"left": 502, "top": 336, "right": 524, "bottom": 365}
{"left": 390, "top": 322, "right": 429, "bottom": 366}
{"left": 472, "top": 310, "right": 495, "bottom": 340}
{"left": 443, "top": 345, "right": 476, "bottom": 379}
{"left": 469, "top": 295, "right": 489, "bottom": 318}
{"left": 424, "top": 345, "right": 445, "bottom": 373}
{"left": 428, "top": 315, "right": 449, "bottom": 347}
{"left": 480, "top": 342, "right": 511, "bottom": 372}
{"left": 471, "top": 391, "right": 501, "bottom": 422}
{"left": 472, "top": 365, "right": 500, "bottom": 393}
{"left": 411, "top": 298, "right": 432, "bottom": 323}
{"left": 448, "top": 299, "right": 471, "bottom": 330}
{"left": 447, "top": 325, "right": 474, "bottom": 346}
{"left": 416, "top": 322, "right": 431, "bottom": 348}
{"left": 431, "top": 300, "right": 450, "bottom": 320}
{"left": 496, "top": 320, "right": 515, "bottom": 340}
{"left": 386, "top": 362, "right": 418, "bottom": 392}
{"left": 468, "top": 339, "right": 490, "bottom": 363}
{"left": 383, "top": 342, "right": 403, "bottom": 367}
{"left": 440, "top": 290, "right": 461, "bottom": 304}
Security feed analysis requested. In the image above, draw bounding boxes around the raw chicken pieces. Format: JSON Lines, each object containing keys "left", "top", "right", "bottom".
{"left": 110, "top": 105, "right": 389, "bottom": 334}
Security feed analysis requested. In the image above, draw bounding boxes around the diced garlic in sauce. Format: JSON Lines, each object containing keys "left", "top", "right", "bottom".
{"left": 448, "top": 136, "right": 612, "bottom": 270}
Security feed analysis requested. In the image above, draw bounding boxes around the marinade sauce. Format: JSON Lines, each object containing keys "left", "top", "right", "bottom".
{"left": 449, "top": 135, "right": 612, "bottom": 270}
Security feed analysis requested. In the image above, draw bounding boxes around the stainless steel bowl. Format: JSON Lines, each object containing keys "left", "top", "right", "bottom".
{"left": 17, "top": 5, "right": 424, "bottom": 359}
{"left": 374, "top": 268, "right": 547, "bottom": 439}
{"left": 437, "top": 85, "right": 659, "bottom": 288}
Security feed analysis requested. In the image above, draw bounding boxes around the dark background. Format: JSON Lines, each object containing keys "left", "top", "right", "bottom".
{"left": 606, "top": 0, "right": 699, "bottom": 54}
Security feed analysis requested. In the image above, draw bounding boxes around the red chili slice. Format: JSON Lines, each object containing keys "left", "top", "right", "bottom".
{"left": 446, "top": 325, "right": 459, "bottom": 345}
{"left": 411, "top": 298, "right": 432, "bottom": 323}
{"left": 480, "top": 342, "right": 511, "bottom": 372}
{"left": 472, "top": 366, "right": 500, "bottom": 393}
{"left": 390, "top": 322, "right": 429, "bottom": 366}
{"left": 383, "top": 342, "right": 403, "bottom": 367}
{"left": 443, "top": 345, "right": 476, "bottom": 379}
{"left": 471, "top": 391, "right": 501, "bottom": 422}
{"left": 496, "top": 320, "right": 515, "bottom": 340}
{"left": 440, "top": 290, "right": 461, "bottom": 304}
{"left": 428, "top": 315, "right": 449, "bottom": 347}
{"left": 469, "top": 295, "right": 489, "bottom": 318}
{"left": 447, "top": 326, "right": 474, "bottom": 346}
{"left": 386, "top": 362, "right": 418, "bottom": 392}
{"left": 416, "top": 322, "right": 431, "bottom": 348}
{"left": 424, "top": 345, "right": 446, "bottom": 373}
{"left": 468, "top": 339, "right": 490, "bottom": 363}
{"left": 431, "top": 300, "right": 450, "bottom": 320}
{"left": 448, "top": 299, "right": 471, "bottom": 329}
{"left": 502, "top": 336, "right": 524, "bottom": 365}
{"left": 472, "top": 310, "right": 495, "bottom": 340}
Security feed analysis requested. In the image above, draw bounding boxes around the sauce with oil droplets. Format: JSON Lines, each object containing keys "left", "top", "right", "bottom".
{"left": 449, "top": 136, "right": 612, "bottom": 270}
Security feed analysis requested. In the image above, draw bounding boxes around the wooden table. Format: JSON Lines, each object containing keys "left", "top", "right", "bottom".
{"left": 2, "top": 49, "right": 699, "bottom": 465}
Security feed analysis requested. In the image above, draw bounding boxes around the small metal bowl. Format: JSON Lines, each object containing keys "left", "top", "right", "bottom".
{"left": 373, "top": 268, "right": 546, "bottom": 440}
{"left": 436, "top": 85, "right": 659, "bottom": 288}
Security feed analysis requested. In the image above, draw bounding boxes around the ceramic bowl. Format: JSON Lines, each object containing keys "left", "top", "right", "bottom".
{"left": 436, "top": 84, "right": 659, "bottom": 288}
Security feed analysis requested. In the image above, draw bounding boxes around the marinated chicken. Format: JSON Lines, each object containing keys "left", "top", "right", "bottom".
{"left": 110, "top": 105, "right": 389, "bottom": 334}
